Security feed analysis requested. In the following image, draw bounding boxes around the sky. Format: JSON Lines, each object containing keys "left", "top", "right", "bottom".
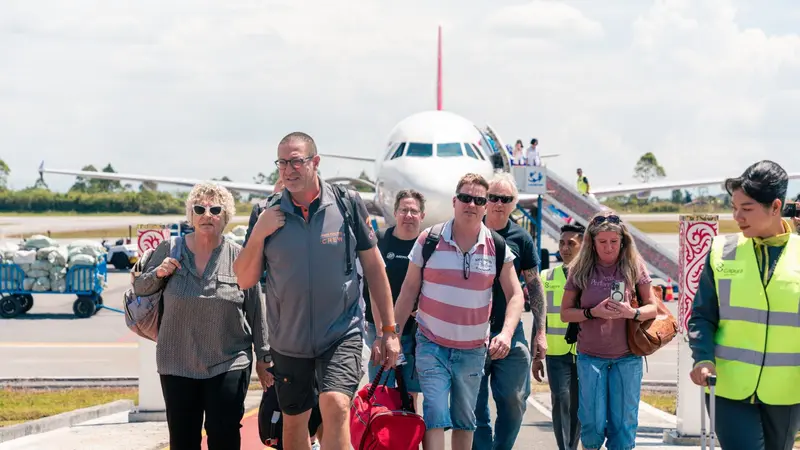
{"left": 2, "top": 0, "right": 800, "bottom": 196}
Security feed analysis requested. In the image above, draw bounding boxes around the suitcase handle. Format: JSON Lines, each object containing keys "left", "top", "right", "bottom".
{"left": 700, "top": 374, "right": 717, "bottom": 450}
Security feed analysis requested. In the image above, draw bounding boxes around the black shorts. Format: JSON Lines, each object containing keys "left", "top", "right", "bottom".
{"left": 270, "top": 332, "right": 364, "bottom": 416}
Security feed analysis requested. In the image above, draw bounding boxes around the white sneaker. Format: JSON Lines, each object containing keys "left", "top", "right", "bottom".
{"left": 311, "top": 441, "right": 321, "bottom": 450}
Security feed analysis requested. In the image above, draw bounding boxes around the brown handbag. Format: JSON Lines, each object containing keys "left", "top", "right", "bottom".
{"left": 627, "top": 285, "right": 678, "bottom": 356}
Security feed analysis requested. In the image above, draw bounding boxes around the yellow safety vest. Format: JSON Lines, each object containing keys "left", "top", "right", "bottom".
{"left": 542, "top": 266, "right": 576, "bottom": 356}
{"left": 708, "top": 233, "right": 800, "bottom": 405}
{"left": 576, "top": 176, "right": 588, "bottom": 194}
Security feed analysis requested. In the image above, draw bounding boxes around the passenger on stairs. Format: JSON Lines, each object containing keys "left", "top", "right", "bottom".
{"left": 473, "top": 173, "right": 543, "bottom": 450}
{"left": 688, "top": 160, "right": 800, "bottom": 450}
{"left": 539, "top": 222, "right": 585, "bottom": 450}
{"left": 559, "top": 211, "right": 657, "bottom": 450}
{"left": 526, "top": 139, "right": 541, "bottom": 166}
{"left": 511, "top": 139, "right": 525, "bottom": 166}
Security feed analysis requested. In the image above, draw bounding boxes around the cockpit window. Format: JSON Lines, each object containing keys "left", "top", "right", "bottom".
{"left": 390, "top": 142, "right": 406, "bottom": 160}
{"left": 463, "top": 143, "right": 479, "bottom": 159}
{"left": 470, "top": 143, "right": 486, "bottom": 160}
{"left": 406, "top": 142, "right": 433, "bottom": 157}
{"left": 437, "top": 143, "right": 463, "bottom": 157}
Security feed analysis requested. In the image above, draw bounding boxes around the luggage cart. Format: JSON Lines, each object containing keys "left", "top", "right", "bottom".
{"left": 0, "top": 255, "right": 119, "bottom": 319}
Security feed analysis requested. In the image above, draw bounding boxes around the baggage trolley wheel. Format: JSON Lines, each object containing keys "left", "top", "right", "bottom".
{"left": 18, "top": 294, "right": 33, "bottom": 313}
{"left": 0, "top": 295, "right": 22, "bottom": 319}
{"left": 73, "top": 296, "right": 96, "bottom": 319}
{"left": 92, "top": 295, "right": 103, "bottom": 315}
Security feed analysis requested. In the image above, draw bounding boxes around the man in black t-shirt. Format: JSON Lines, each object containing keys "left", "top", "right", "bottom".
{"left": 473, "top": 173, "right": 546, "bottom": 450}
{"left": 363, "top": 189, "right": 426, "bottom": 402}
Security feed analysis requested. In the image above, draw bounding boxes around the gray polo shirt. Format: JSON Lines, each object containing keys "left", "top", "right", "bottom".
{"left": 244, "top": 180, "right": 377, "bottom": 358}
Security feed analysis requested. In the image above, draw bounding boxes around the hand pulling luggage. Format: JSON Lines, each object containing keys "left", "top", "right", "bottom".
{"left": 700, "top": 374, "right": 717, "bottom": 450}
{"left": 350, "top": 364, "right": 426, "bottom": 450}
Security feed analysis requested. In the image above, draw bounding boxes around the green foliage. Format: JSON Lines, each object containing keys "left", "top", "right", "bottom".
{"left": 0, "top": 189, "right": 184, "bottom": 214}
{"left": 0, "top": 158, "right": 9, "bottom": 190}
{"left": 633, "top": 152, "right": 667, "bottom": 183}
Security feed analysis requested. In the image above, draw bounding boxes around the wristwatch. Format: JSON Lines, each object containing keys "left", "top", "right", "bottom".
{"left": 382, "top": 323, "right": 400, "bottom": 334}
{"left": 633, "top": 309, "right": 641, "bottom": 321}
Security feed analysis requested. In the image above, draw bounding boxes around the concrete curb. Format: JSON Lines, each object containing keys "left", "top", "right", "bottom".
{"left": 0, "top": 377, "right": 139, "bottom": 389}
{"left": 0, "top": 399, "right": 134, "bottom": 443}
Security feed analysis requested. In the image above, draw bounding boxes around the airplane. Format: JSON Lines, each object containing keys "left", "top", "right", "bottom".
{"left": 38, "top": 26, "right": 800, "bottom": 229}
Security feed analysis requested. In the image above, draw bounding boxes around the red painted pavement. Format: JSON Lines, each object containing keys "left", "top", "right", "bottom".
{"left": 164, "top": 406, "right": 274, "bottom": 450}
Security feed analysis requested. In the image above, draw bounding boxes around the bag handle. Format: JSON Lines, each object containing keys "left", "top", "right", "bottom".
{"left": 365, "top": 364, "right": 415, "bottom": 413}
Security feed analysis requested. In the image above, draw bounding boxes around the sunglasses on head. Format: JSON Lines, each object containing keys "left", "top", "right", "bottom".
{"left": 193, "top": 205, "right": 223, "bottom": 216}
{"left": 592, "top": 215, "right": 621, "bottom": 225}
{"left": 488, "top": 194, "right": 514, "bottom": 204}
{"left": 456, "top": 193, "right": 488, "bottom": 206}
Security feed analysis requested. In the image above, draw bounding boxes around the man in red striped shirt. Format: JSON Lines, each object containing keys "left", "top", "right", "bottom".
{"left": 394, "top": 173, "right": 524, "bottom": 450}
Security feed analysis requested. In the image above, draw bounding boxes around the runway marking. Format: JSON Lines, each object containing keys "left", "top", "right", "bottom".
{"left": 0, "top": 342, "right": 138, "bottom": 349}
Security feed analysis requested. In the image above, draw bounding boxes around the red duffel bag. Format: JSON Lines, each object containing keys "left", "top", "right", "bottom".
{"left": 350, "top": 364, "right": 426, "bottom": 450}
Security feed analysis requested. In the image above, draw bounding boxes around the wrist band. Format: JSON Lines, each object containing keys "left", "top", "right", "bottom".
{"left": 584, "top": 308, "right": 594, "bottom": 319}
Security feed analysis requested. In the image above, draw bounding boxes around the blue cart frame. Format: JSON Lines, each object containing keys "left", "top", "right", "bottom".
{"left": 0, "top": 255, "right": 117, "bottom": 319}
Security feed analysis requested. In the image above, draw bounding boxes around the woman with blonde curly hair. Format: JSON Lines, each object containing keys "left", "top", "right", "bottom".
{"left": 558, "top": 211, "right": 658, "bottom": 450}
{"left": 133, "top": 182, "right": 272, "bottom": 450}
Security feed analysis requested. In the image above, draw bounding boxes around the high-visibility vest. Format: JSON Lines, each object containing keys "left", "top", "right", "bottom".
{"left": 576, "top": 176, "right": 588, "bottom": 194}
{"left": 708, "top": 233, "right": 800, "bottom": 405}
{"left": 542, "top": 266, "right": 576, "bottom": 356}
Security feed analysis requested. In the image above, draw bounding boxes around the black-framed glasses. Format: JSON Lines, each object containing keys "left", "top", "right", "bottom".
{"left": 592, "top": 215, "right": 621, "bottom": 225}
{"left": 193, "top": 205, "right": 223, "bottom": 216}
{"left": 456, "top": 193, "right": 488, "bottom": 206}
{"left": 463, "top": 253, "right": 471, "bottom": 280}
{"left": 274, "top": 156, "right": 313, "bottom": 170}
{"left": 488, "top": 194, "right": 514, "bottom": 204}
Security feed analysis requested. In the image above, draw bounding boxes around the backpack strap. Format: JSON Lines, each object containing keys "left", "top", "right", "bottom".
{"left": 489, "top": 229, "right": 506, "bottom": 285}
{"left": 421, "top": 222, "right": 445, "bottom": 271}
{"left": 331, "top": 184, "right": 357, "bottom": 276}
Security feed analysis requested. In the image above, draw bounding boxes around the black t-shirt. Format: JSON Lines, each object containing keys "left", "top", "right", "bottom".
{"left": 489, "top": 219, "right": 540, "bottom": 333}
{"left": 363, "top": 226, "right": 417, "bottom": 335}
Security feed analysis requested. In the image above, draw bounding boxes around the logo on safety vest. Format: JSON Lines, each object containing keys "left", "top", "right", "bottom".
{"left": 714, "top": 261, "right": 744, "bottom": 277}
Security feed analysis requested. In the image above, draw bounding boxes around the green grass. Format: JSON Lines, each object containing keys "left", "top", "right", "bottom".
{"left": 640, "top": 390, "right": 676, "bottom": 415}
{"left": 0, "top": 387, "right": 139, "bottom": 427}
{"left": 629, "top": 220, "right": 741, "bottom": 234}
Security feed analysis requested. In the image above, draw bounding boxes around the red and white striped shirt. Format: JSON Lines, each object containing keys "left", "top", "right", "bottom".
{"left": 409, "top": 219, "right": 515, "bottom": 349}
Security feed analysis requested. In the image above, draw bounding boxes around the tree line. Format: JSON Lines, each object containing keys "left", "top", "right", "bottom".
{"left": 0, "top": 159, "right": 376, "bottom": 214}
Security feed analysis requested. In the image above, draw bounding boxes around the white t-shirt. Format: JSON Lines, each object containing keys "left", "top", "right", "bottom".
{"left": 526, "top": 145, "right": 541, "bottom": 166}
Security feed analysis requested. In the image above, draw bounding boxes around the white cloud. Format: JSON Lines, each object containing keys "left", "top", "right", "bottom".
{"left": 488, "top": 1, "right": 605, "bottom": 41}
{"left": 1, "top": 0, "right": 800, "bottom": 197}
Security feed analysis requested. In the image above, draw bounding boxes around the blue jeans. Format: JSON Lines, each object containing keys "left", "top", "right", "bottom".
{"left": 576, "top": 353, "right": 643, "bottom": 450}
{"left": 472, "top": 322, "right": 531, "bottom": 450}
{"left": 364, "top": 322, "right": 420, "bottom": 392}
{"left": 415, "top": 329, "right": 487, "bottom": 431}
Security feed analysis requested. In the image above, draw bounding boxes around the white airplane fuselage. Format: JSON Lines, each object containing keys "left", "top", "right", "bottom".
{"left": 372, "top": 152, "right": 495, "bottom": 228}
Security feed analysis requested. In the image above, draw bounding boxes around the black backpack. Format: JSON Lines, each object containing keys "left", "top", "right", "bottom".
{"left": 257, "top": 370, "right": 322, "bottom": 449}
{"left": 254, "top": 183, "right": 359, "bottom": 276}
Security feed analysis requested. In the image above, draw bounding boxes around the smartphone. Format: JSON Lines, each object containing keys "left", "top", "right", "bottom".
{"left": 782, "top": 202, "right": 798, "bottom": 218}
{"left": 610, "top": 281, "right": 625, "bottom": 302}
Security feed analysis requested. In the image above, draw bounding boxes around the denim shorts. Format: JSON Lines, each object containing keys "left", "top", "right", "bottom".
{"left": 364, "top": 322, "right": 421, "bottom": 393}
{"left": 576, "top": 352, "right": 643, "bottom": 450}
{"left": 415, "top": 329, "right": 487, "bottom": 431}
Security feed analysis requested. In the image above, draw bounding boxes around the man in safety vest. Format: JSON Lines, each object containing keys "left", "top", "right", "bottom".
{"left": 576, "top": 169, "right": 590, "bottom": 195}
{"left": 538, "top": 223, "right": 584, "bottom": 450}
{"left": 688, "top": 160, "right": 800, "bottom": 450}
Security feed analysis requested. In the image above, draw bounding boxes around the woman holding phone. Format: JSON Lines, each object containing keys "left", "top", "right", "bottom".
{"left": 559, "top": 211, "right": 658, "bottom": 450}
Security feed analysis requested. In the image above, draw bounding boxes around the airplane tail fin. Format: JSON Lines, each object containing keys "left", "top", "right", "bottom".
{"left": 437, "top": 25, "right": 442, "bottom": 111}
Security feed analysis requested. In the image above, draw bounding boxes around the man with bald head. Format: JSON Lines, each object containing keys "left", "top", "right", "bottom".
{"left": 235, "top": 132, "right": 401, "bottom": 450}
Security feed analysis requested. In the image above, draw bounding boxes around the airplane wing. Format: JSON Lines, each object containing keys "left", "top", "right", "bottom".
{"left": 592, "top": 173, "right": 800, "bottom": 198}
{"left": 39, "top": 162, "right": 383, "bottom": 215}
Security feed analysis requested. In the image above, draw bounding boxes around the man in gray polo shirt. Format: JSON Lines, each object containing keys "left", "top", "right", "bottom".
{"left": 235, "top": 131, "right": 401, "bottom": 450}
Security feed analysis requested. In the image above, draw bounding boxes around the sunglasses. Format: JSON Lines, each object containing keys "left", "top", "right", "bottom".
{"left": 193, "top": 205, "right": 223, "bottom": 216}
{"left": 456, "top": 193, "right": 488, "bottom": 206}
{"left": 592, "top": 215, "right": 621, "bottom": 225}
{"left": 488, "top": 194, "right": 514, "bottom": 204}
